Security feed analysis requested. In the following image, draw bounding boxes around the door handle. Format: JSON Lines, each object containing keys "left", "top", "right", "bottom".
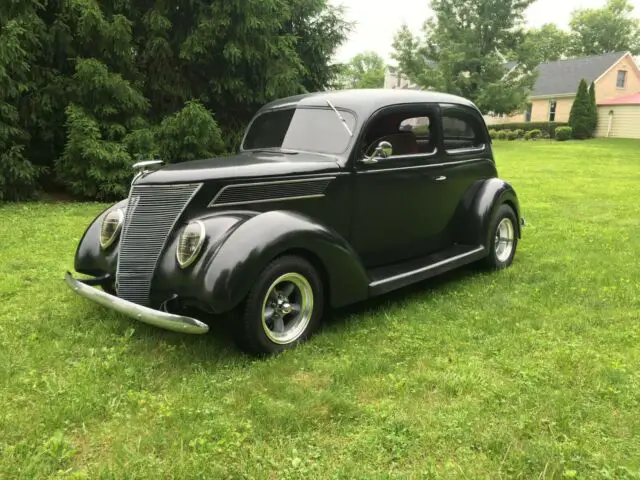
{"left": 434, "top": 176, "right": 447, "bottom": 181}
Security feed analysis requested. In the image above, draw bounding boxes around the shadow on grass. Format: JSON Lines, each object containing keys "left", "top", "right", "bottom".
{"left": 322, "top": 263, "right": 489, "bottom": 329}
{"left": 111, "top": 255, "right": 522, "bottom": 365}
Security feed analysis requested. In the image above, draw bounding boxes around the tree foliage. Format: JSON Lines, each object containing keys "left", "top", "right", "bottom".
{"left": 339, "top": 51, "right": 386, "bottom": 89}
{"left": 588, "top": 81, "right": 598, "bottom": 133}
{"left": 391, "top": 0, "right": 540, "bottom": 116}
{"left": 0, "top": 0, "right": 349, "bottom": 201}
{"left": 0, "top": 0, "right": 43, "bottom": 201}
{"left": 569, "top": 79, "right": 594, "bottom": 139}
{"left": 156, "top": 101, "right": 224, "bottom": 165}
{"left": 523, "top": 24, "right": 571, "bottom": 62}
{"left": 569, "top": 0, "right": 640, "bottom": 56}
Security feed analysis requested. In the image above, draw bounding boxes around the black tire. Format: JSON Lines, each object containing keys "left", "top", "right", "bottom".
{"left": 233, "top": 255, "right": 324, "bottom": 356}
{"left": 480, "top": 203, "right": 518, "bottom": 270}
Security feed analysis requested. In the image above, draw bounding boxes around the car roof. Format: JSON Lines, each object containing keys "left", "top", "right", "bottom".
{"left": 258, "top": 88, "right": 480, "bottom": 119}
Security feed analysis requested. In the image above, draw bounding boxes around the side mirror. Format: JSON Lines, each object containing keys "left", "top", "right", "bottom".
{"left": 361, "top": 141, "right": 393, "bottom": 164}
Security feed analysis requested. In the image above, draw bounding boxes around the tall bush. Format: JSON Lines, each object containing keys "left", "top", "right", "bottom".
{"left": 56, "top": 60, "right": 150, "bottom": 200}
{"left": 0, "top": 5, "right": 43, "bottom": 201}
{"left": 57, "top": 105, "right": 133, "bottom": 200}
{"left": 569, "top": 79, "right": 593, "bottom": 139}
{"left": 0, "top": 0, "right": 350, "bottom": 202}
{"left": 156, "top": 101, "right": 225, "bottom": 164}
{"left": 588, "top": 81, "right": 598, "bottom": 133}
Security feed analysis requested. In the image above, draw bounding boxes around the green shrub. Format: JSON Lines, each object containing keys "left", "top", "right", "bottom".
{"left": 489, "top": 129, "right": 498, "bottom": 140}
{"left": 156, "top": 101, "right": 225, "bottom": 164}
{"left": 489, "top": 122, "right": 568, "bottom": 139}
{"left": 525, "top": 129, "right": 543, "bottom": 141}
{"left": 496, "top": 130, "right": 507, "bottom": 140}
{"left": 56, "top": 105, "right": 133, "bottom": 200}
{"left": 0, "top": 146, "right": 42, "bottom": 202}
{"left": 555, "top": 126, "right": 572, "bottom": 141}
{"left": 505, "top": 130, "right": 518, "bottom": 141}
{"left": 513, "top": 129, "right": 525, "bottom": 139}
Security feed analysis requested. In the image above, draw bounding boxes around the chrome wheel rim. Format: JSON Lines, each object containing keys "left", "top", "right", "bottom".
{"left": 261, "top": 273, "right": 314, "bottom": 345}
{"left": 495, "top": 217, "right": 515, "bottom": 263}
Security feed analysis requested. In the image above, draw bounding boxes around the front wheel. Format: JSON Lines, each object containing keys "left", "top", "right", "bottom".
{"left": 233, "top": 255, "right": 324, "bottom": 356}
{"left": 480, "top": 203, "right": 518, "bottom": 270}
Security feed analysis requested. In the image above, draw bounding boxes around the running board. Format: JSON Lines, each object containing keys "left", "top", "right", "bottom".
{"left": 368, "top": 245, "right": 486, "bottom": 296}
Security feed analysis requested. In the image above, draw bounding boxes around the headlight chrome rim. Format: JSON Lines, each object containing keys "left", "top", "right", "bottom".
{"left": 177, "top": 220, "right": 206, "bottom": 269}
{"left": 100, "top": 208, "right": 124, "bottom": 250}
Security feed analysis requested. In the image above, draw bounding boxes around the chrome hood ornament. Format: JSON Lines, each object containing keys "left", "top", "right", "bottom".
{"left": 132, "top": 159, "right": 163, "bottom": 184}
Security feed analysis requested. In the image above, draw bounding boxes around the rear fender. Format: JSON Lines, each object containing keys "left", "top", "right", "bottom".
{"left": 454, "top": 178, "right": 522, "bottom": 247}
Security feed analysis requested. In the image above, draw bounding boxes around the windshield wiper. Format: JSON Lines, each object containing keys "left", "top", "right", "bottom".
{"left": 326, "top": 99, "right": 353, "bottom": 137}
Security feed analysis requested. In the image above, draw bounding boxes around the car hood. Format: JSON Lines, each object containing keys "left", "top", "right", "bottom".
{"left": 135, "top": 151, "right": 341, "bottom": 185}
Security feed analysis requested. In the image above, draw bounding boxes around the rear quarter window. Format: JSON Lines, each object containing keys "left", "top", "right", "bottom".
{"left": 440, "top": 104, "right": 487, "bottom": 153}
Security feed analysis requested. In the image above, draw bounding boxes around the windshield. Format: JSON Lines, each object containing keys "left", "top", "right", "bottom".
{"left": 242, "top": 107, "right": 356, "bottom": 155}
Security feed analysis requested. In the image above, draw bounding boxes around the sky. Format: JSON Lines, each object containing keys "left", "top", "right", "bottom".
{"left": 331, "top": 0, "right": 640, "bottom": 63}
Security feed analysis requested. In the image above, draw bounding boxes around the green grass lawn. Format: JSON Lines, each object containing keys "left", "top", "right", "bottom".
{"left": 1, "top": 139, "right": 639, "bottom": 479}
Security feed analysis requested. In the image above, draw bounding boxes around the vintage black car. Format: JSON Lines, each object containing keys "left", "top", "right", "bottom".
{"left": 66, "top": 89, "right": 524, "bottom": 355}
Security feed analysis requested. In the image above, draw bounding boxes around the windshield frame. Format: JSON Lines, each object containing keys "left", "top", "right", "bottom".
{"left": 240, "top": 105, "right": 359, "bottom": 157}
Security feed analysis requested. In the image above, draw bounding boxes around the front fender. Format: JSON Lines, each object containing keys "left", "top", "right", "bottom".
{"left": 454, "top": 178, "right": 522, "bottom": 246}
{"left": 166, "top": 210, "right": 370, "bottom": 314}
{"left": 74, "top": 199, "right": 128, "bottom": 276}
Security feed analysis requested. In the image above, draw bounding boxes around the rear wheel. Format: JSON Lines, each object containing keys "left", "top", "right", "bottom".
{"left": 480, "top": 204, "right": 518, "bottom": 270}
{"left": 234, "top": 255, "right": 324, "bottom": 356}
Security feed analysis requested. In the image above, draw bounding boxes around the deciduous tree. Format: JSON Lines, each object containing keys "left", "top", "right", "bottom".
{"left": 340, "top": 51, "right": 386, "bottom": 89}
{"left": 523, "top": 24, "right": 571, "bottom": 62}
{"left": 569, "top": 0, "right": 640, "bottom": 56}
{"left": 391, "top": 0, "right": 539, "bottom": 116}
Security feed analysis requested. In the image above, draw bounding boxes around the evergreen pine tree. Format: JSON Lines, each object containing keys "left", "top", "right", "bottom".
{"left": 588, "top": 81, "right": 598, "bottom": 134}
{"left": 0, "top": 0, "right": 43, "bottom": 200}
{"left": 569, "top": 79, "right": 592, "bottom": 139}
{"left": 1, "top": 0, "right": 349, "bottom": 202}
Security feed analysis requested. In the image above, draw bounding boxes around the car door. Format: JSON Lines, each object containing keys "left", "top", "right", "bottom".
{"left": 350, "top": 103, "right": 451, "bottom": 268}
{"left": 431, "top": 103, "right": 498, "bottom": 243}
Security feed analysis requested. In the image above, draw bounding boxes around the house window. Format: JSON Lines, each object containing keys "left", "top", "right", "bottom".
{"left": 617, "top": 70, "right": 627, "bottom": 88}
{"left": 525, "top": 103, "right": 532, "bottom": 122}
{"left": 549, "top": 100, "right": 557, "bottom": 122}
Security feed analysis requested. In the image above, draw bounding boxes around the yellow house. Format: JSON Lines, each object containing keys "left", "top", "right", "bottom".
{"left": 485, "top": 51, "right": 640, "bottom": 126}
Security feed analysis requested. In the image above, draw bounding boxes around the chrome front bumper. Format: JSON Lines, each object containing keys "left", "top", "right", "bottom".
{"left": 65, "top": 272, "right": 209, "bottom": 334}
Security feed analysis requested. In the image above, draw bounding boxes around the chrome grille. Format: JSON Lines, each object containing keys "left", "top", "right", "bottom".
{"left": 116, "top": 183, "right": 201, "bottom": 306}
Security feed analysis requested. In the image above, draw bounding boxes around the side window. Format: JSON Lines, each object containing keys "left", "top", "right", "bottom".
{"left": 362, "top": 110, "right": 436, "bottom": 158}
{"left": 440, "top": 105, "right": 486, "bottom": 153}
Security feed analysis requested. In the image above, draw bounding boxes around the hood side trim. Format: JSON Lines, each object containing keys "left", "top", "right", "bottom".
{"left": 208, "top": 176, "right": 336, "bottom": 208}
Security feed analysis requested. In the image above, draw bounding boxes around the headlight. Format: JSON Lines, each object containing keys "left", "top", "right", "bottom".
{"left": 100, "top": 209, "right": 124, "bottom": 249}
{"left": 177, "top": 221, "right": 206, "bottom": 268}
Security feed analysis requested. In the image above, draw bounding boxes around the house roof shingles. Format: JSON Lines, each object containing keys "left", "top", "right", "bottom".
{"left": 530, "top": 51, "right": 628, "bottom": 97}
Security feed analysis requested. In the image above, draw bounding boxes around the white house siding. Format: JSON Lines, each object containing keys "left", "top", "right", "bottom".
{"left": 596, "top": 105, "right": 640, "bottom": 139}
